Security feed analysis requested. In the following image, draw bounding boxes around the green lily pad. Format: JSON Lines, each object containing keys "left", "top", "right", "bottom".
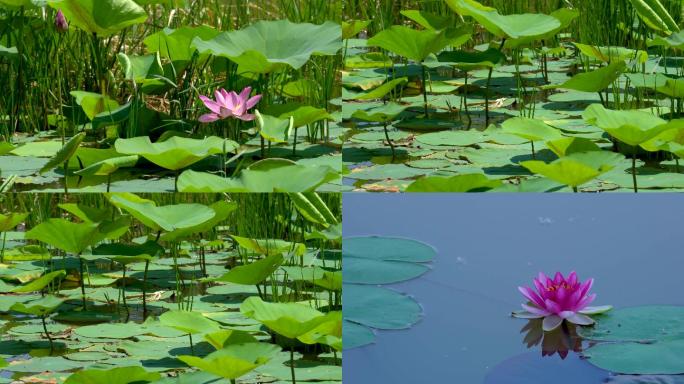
{"left": 211, "top": 254, "right": 284, "bottom": 285}
{"left": 416, "top": 130, "right": 486, "bottom": 146}
{"left": 344, "top": 284, "right": 421, "bottom": 330}
{"left": 343, "top": 320, "right": 375, "bottom": 349}
{"left": 367, "top": 25, "right": 470, "bottom": 62}
{"left": 521, "top": 150, "right": 624, "bottom": 188}
{"left": 10, "top": 295, "right": 65, "bottom": 316}
{"left": 107, "top": 193, "right": 216, "bottom": 232}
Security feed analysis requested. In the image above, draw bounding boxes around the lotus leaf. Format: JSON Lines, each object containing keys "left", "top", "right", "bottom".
{"left": 39, "top": 133, "right": 85, "bottom": 174}
{"left": 114, "top": 136, "right": 237, "bottom": 171}
{"left": 47, "top": 0, "right": 147, "bottom": 37}
{"left": 521, "top": 151, "right": 624, "bottom": 188}
{"left": 406, "top": 173, "right": 503, "bottom": 192}
{"left": 64, "top": 366, "right": 161, "bottom": 384}
{"left": 178, "top": 342, "right": 281, "bottom": 379}
{"left": 177, "top": 160, "right": 338, "bottom": 192}
{"left": 255, "top": 111, "right": 293, "bottom": 143}
{"left": 10, "top": 295, "right": 65, "bottom": 316}
{"left": 211, "top": 254, "right": 284, "bottom": 285}
{"left": 25, "top": 219, "right": 105, "bottom": 254}
{"left": 107, "top": 193, "right": 216, "bottom": 232}
{"left": 240, "top": 296, "right": 329, "bottom": 339}
{"left": 192, "top": 20, "right": 340, "bottom": 73}
{"left": 583, "top": 104, "right": 675, "bottom": 146}
{"left": 0, "top": 212, "right": 27, "bottom": 232}
{"left": 11, "top": 270, "right": 66, "bottom": 293}
{"left": 367, "top": 25, "right": 469, "bottom": 62}
{"left": 545, "top": 61, "right": 626, "bottom": 92}
{"left": 160, "top": 310, "right": 221, "bottom": 335}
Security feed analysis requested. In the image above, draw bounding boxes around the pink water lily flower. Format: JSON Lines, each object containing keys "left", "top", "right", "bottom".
{"left": 199, "top": 87, "right": 262, "bottom": 123}
{"left": 513, "top": 271, "right": 612, "bottom": 332}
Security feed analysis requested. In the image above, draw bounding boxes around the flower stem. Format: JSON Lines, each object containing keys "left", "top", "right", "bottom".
{"left": 42, "top": 315, "right": 53, "bottom": 355}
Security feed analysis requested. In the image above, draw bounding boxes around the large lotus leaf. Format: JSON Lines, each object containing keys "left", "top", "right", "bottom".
{"left": 160, "top": 310, "right": 221, "bottom": 335}
{"left": 178, "top": 342, "right": 280, "bottom": 379}
{"left": 64, "top": 366, "right": 161, "bottom": 384}
{"left": 10, "top": 295, "right": 65, "bottom": 316}
{"left": 264, "top": 104, "right": 334, "bottom": 128}
{"left": 521, "top": 151, "right": 624, "bottom": 188}
{"left": 649, "top": 30, "right": 684, "bottom": 49}
{"left": 25, "top": 219, "right": 105, "bottom": 254}
{"left": 344, "top": 284, "right": 421, "bottom": 330}
{"left": 401, "top": 10, "right": 457, "bottom": 31}
{"left": 406, "top": 173, "right": 503, "bottom": 192}
{"left": 437, "top": 47, "right": 506, "bottom": 70}
{"left": 573, "top": 43, "right": 648, "bottom": 64}
{"left": 177, "top": 162, "right": 338, "bottom": 192}
{"left": 655, "top": 76, "right": 684, "bottom": 98}
{"left": 367, "top": 25, "right": 468, "bottom": 62}
{"left": 203, "top": 329, "right": 258, "bottom": 350}
{"left": 0, "top": 0, "right": 41, "bottom": 8}
{"left": 39, "top": 132, "right": 85, "bottom": 174}
{"left": 501, "top": 117, "right": 563, "bottom": 142}
{"left": 343, "top": 319, "right": 375, "bottom": 349}
{"left": 116, "top": 53, "right": 164, "bottom": 83}
{"left": 578, "top": 306, "right": 684, "bottom": 342}
{"left": 0, "top": 212, "right": 27, "bottom": 232}
{"left": 351, "top": 102, "right": 409, "bottom": 123}
{"left": 351, "top": 77, "right": 408, "bottom": 100}
{"left": 160, "top": 201, "right": 236, "bottom": 242}
{"left": 444, "top": 0, "right": 561, "bottom": 39}
{"left": 211, "top": 254, "right": 284, "bottom": 285}
{"left": 415, "top": 130, "right": 487, "bottom": 146}
{"left": 545, "top": 61, "right": 626, "bottom": 92}
{"left": 231, "top": 235, "right": 306, "bottom": 257}
{"left": 70, "top": 91, "right": 120, "bottom": 120}
{"left": 240, "top": 296, "right": 328, "bottom": 339}
{"left": 583, "top": 104, "right": 671, "bottom": 146}
{"left": 256, "top": 111, "right": 293, "bottom": 143}
{"left": 143, "top": 25, "right": 220, "bottom": 65}
{"left": 107, "top": 193, "right": 216, "bottom": 232}
{"left": 342, "top": 20, "right": 371, "bottom": 39}
{"left": 73, "top": 155, "right": 139, "bottom": 177}
{"left": 58, "top": 204, "right": 131, "bottom": 240}
{"left": 192, "top": 20, "right": 340, "bottom": 73}
{"left": 114, "top": 136, "right": 237, "bottom": 170}
{"left": 545, "top": 137, "right": 600, "bottom": 157}
{"left": 11, "top": 270, "right": 66, "bottom": 293}
{"left": 298, "top": 311, "right": 342, "bottom": 350}
{"left": 47, "top": 0, "right": 147, "bottom": 37}
{"left": 289, "top": 192, "right": 335, "bottom": 226}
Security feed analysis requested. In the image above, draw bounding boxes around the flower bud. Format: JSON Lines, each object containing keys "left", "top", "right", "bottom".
{"left": 55, "top": 10, "right": 68, "bottom": 33}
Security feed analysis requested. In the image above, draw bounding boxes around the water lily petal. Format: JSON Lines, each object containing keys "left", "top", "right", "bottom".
{"left": 579, "top": 278, "right": 594, "bottom": 298}
{"left": 544, "top": 299, "right": 562, "bottom": 314}
{"left": 199, "top": 95, "right": 222, "bottom": 114}
{"left": 199, "top": 113, "right": 220, "bottom": 123}
{"left": 558, "top": 310, "right": 575, "bottom": 319}
{"left": 565, "top": 313, "right": 595, "bottom": 326}
{"left": 554, "top": 271, "right": 564, "bottom": 284}
{"left": 219, "top": 107, "right": 234, "bottom": 119}
{"left": 542, "top": 315, "right": 563, "bottom": 332}
{"left": 518, "top": 286, "right": 546, "bottom": 308}
{"left": 567, "top": 271, "right": 578, "bottom": 287}
{"left": 512, "top": 310, "right": 544, "bottom": 319}
{"left": 575, "top": 293, "right": 597, "bottom": 311}
{"left": 521, "top": 303, "right": 551, "bottom": 317}
{"left": 578, "top": 305, "right": 613, "bottom": 315}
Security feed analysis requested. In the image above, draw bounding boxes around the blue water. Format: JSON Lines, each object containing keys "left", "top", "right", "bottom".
{"left": 343, "top": 194, "right": 684, "bottom": 383}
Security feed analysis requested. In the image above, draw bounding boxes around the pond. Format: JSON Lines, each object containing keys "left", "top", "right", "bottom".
{"left": 343, "top": 194, "right": 684, "bottom": 383}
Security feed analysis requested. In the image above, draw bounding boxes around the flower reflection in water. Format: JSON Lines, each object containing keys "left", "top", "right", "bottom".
{"left": 520, "top": 319, "right": 583, "bottom": 360}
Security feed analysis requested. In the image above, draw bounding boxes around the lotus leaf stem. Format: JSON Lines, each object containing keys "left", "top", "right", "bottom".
{"left": 189, "top": 333, "right": 194, "bottom": 355}
{"left": 143, "top": 260, "right": 149, "bottom": 317}
{"left": 632, "top": 146, "right": 638, "bottom": 193}
{"left": 41, "top": 315, "right": 53, "bottom": 355}
{"left": 421, "top": 64, "right": 429, "bottom": 118}
{"left": 78, "top": 254, "right": 86, "bottom": 309}
{"left": 383, "top": 123, "right": 396, "bottom": 162}
{"left": 290, "top": 345, "right": 297, "bottom": 384}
